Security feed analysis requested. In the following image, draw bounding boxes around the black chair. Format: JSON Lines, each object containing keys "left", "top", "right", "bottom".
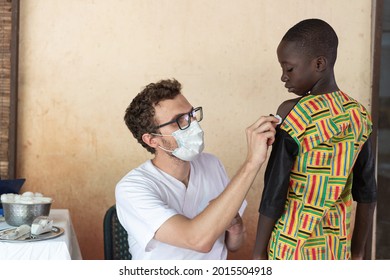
{"left": 103, "top": 205, "right": 132, "bottom": 260}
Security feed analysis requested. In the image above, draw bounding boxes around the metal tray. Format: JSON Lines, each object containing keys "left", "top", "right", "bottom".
{"left": 0, "top": 226, "right": 64, "bottom": 242}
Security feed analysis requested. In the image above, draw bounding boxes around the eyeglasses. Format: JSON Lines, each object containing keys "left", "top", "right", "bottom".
{"left": 155, "top": 107, "right": 203, "bottom": 130}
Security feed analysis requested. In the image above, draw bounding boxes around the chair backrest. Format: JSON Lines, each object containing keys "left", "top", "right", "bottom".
{"left": 103, "top": 205, "right": 132, "bottom": 260}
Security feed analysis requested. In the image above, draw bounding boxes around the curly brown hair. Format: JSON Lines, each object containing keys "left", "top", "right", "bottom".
{"left": 124, "top": 79, "right": 182, "bottom": 154}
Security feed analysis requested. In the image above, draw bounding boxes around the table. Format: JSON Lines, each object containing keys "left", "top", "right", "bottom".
{"left": 0, "top": 209, "right": 82, "bottom": 260}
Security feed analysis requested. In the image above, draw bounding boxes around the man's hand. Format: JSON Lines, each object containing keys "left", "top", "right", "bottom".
{"left": 226, "top": 213, "right": 245, "bottom": 234}
{"left": 225, "top": 213, "right": 246, "bottom": 252}
{"left": 245, "top": 116, "right": 278, "bottom": 169}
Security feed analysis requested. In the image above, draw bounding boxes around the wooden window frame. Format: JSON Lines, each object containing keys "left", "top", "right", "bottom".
{"left": 0, "top": 0, "right": 19, "bottom": 179}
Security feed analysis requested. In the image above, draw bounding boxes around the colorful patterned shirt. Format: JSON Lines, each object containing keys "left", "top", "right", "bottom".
{"left": 259, "top": 91, "right": 377, "bottom": 260}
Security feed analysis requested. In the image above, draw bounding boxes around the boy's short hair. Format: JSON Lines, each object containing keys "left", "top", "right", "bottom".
{"left": 282, "top": 18, "right": 338, "bottom": 66}
{"left": 124, "top": 79, "right": 182, "bottom": 154}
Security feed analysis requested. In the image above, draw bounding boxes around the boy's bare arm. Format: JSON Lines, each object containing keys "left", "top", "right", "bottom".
{"left": 253, "top": 214, "right": 277, "bottom": 259}
{"left": 351, "top": 201, "right": 376, "bottom": 259}
{"left": 276, "top": 97, "right": 302, "bottom": 119}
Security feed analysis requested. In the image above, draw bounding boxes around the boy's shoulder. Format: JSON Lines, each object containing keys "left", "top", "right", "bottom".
{"left": 276, "top": 97, "right": 302, "bottom": 119}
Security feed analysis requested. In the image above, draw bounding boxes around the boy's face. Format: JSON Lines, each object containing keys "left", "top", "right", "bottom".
{"left": 277, "top": 40, "right": 319, "bottom": 96}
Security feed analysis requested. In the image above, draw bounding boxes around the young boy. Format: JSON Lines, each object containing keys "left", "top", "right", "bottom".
{"left": 253, "top": 19, "right": 377, "bottom": 260}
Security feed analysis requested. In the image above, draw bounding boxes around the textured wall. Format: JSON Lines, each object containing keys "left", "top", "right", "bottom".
{"left": 0, "top": 0, "right": 12, "bottom": 179}
{"left": 17, "top": 0, "right": 373, "bottom": 259}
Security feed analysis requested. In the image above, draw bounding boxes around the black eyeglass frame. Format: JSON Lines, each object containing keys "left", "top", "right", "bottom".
{"left": 154, "top": 107, "right": 203, "bottom": 130}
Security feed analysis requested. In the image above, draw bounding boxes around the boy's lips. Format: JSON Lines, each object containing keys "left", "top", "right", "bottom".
{"left": 285, "top": 85, "right": 294, "bottom": 92}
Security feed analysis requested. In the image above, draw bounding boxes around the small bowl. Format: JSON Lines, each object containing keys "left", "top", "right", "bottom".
{"left": 2, "top": 202, "right": 51, "bottom": 226}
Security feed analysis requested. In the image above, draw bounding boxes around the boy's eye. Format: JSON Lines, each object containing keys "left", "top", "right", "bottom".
{"left": 287, "top": 68, "right": 293, "bottom": 72}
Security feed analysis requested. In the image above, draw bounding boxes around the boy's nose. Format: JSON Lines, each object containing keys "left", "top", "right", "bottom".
{"left": 281, "top": 73, "right": 289, "bottom": 82}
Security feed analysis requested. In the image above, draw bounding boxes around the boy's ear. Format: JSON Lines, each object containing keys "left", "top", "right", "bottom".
{"left": 142, "top": 133, "right": 158, "bottom": 149}
{"left": 315, "top": 56, "right": 327, "bottom": 72}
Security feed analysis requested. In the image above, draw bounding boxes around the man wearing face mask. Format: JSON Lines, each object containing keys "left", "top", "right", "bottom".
{"left": 115, "top": 79, "right": 277, "bottom": 259}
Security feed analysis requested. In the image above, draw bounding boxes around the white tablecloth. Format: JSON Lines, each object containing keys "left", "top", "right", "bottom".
{"left": 0, "top": 209, "right": 82, "bottom": 260}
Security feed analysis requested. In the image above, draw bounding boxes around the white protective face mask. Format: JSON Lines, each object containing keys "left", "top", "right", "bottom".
{"left": 155, "top": 121, "right": 204, "bottom": 161}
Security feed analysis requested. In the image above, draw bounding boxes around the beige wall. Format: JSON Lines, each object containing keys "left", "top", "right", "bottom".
{"left": 17, "top": 0, "right": 374, "bottom": 259}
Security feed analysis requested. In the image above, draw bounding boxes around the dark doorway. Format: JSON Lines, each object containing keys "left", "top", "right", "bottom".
{"left": 376, "top": 0, "right": 390, "bottom": 260}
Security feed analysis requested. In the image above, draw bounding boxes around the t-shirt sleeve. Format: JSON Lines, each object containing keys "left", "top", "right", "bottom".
{"left": 352, "top": 136, "right": 378, "bottom": 203}
{"left": 115, "top": 176, "right": 178, "bottom": 252}
{"left": 259, "top": 128, "right": 298, "bottom": 219}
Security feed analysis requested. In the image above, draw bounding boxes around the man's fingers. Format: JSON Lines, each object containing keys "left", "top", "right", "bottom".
{"left": 253, "top": 116, "right": 279, "bottom": 128}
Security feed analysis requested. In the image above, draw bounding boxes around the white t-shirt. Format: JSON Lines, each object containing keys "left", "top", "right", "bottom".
{"left": 115, "top": 152, "right": 246, "bottom": 260}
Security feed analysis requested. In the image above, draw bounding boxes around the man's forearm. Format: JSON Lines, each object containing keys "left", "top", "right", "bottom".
{"left": 155, "top": 160, "right": 263, "bottom": 252}
{"left": 192, "top": 160, "right": 263, "bottom": 251}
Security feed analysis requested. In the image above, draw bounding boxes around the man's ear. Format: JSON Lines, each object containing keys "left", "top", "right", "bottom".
{"left": 315, "top": 56, "right": 327, "bottom": 72}
{"left": 142, "top": 133, "right": 158, "bottom": 149}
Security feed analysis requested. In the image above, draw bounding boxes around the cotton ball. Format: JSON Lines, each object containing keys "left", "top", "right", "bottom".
{"left": 1, "top": 194, "right": 9, "bottom": 202}
{"left": 22, "top": 191, "right": 34, "bottom": 197}
{"left": 41, "top": 197, "right": 53, "bottom": 203}
{"left": 5, "top": 194, "right": 16, "bottom": 203}
{"left": 20, "top": 196, "right": 34, "bottom": 204}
